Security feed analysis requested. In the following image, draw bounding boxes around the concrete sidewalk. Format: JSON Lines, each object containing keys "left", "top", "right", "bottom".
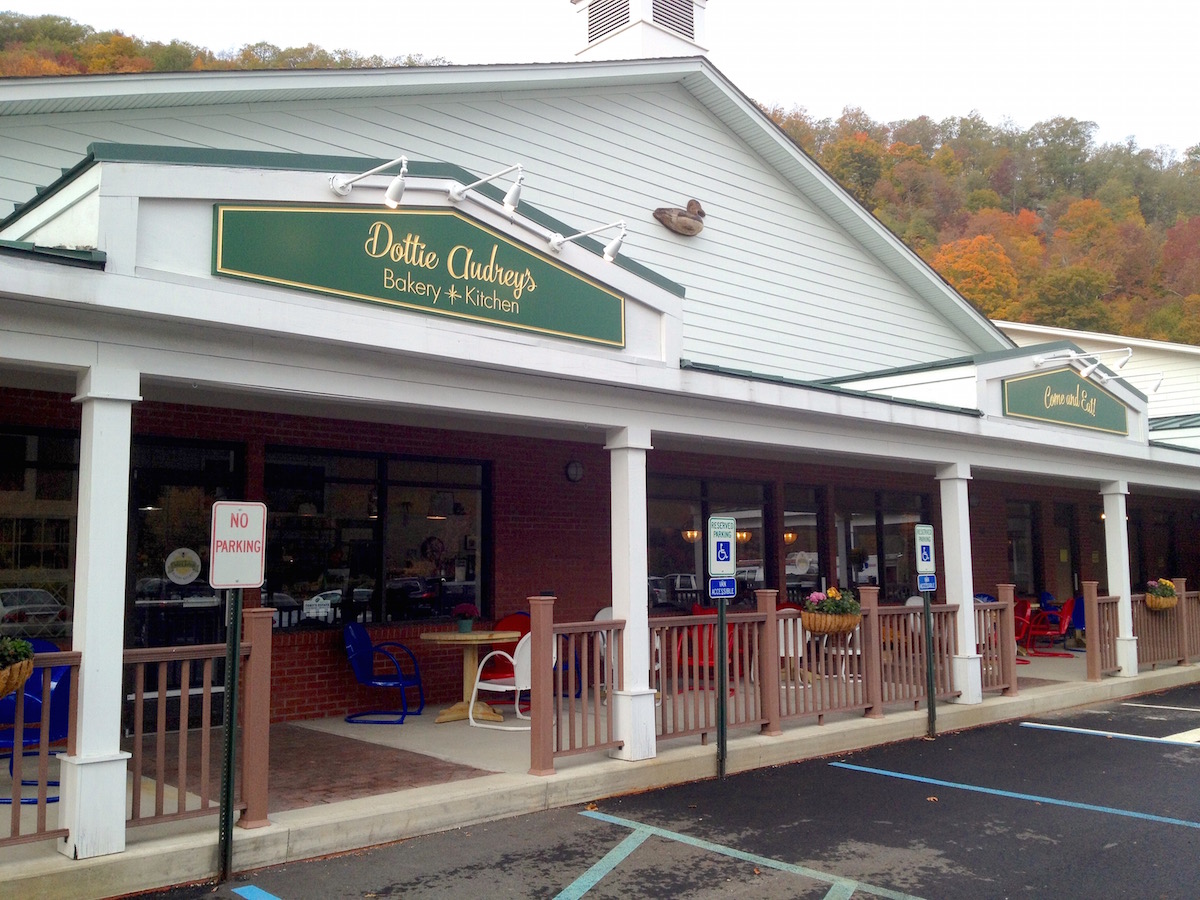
{"left": 6, "top": 660, "right": 1198, "bottom": 900}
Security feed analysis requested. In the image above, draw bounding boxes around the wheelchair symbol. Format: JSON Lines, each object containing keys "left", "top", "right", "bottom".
{"left": 716, "top": 541, "right": 731, "bottom": 562}
{"left": 920, "top": 546, "right": 932, "bottom": 562}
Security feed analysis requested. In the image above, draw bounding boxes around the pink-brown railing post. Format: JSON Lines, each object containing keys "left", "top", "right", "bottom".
{"left": 997, "top": 584, "right": 1018, "bottom": 693}
{"left": 859, "top": 585, "right": 883, "bottom": 718}
{"left": 238, "top": 607, "right": 273, "bottom": 829}
{"left": 1083, "top": 581, "right": 1101, "bottom": 682}
{"left": 529, "top": 596, "right": 555, "bottom": 776}
{"left": 755, "top": 589, "right": 781, "bottom": 736}
{"left": 1174, "top": 577, "right": 1189, "bottom": 665}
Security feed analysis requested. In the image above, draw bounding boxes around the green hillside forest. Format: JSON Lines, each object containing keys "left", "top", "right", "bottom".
{"left": 5, "top": 11, "right": 1200, "bottom": 343}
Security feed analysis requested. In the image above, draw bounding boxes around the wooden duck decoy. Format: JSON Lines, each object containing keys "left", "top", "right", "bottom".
{"left": 653, "top": 199, "right": 705, "bottom": 236}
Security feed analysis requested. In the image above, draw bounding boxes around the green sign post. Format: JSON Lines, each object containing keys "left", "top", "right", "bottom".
{"left": 213, "top": 205, "right": 626, "bottom": 347}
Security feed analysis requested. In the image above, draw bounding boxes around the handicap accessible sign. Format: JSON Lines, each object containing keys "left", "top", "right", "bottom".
{"left": 708, "top": 516, "right": 737, "bottom": 577}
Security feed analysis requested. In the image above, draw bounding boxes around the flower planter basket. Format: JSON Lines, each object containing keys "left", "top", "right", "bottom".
{"left": 800, "top": 610, "right": 861, "bottom": 636}
{"left": 0, "top": 658, "right": 33, "bottom": 699}
{"left": 1145, "top": 593, "right": 1178, "bottom": 611}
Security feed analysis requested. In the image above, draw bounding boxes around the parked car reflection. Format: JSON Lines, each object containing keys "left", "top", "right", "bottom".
{"left": 0, "top": 587, "right": 72, "bottom": 638}
{"left": 384, "top": 577, "right": 441, "bottom": 620}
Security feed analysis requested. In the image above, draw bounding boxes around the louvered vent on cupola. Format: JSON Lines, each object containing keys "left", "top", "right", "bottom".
{"left": 573, "top": 0, "right": 708, "bottom": 59}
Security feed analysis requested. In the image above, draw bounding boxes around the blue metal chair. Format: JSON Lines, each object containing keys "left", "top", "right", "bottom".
{"left": 1, "top": 639, "right": 71, "bottom": 804}
{"left": 343, "top": 623, "right": 424, "bottom": 724}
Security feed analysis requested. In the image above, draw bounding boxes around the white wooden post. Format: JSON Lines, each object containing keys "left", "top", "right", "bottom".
{"left": 1102, "top": 480, "right": 1138, "bottom": 676}
{"left": 937, "top": 462, "right": 981, "bottom": 704}
{"left": 57, "top": 367, "right": 139, "bottom": 859}
{"left": 605, "top": 425, "right": 656, "bottom": 761}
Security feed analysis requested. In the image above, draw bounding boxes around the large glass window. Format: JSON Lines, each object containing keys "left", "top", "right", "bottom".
{"left": 646, "top": 476, "right": 763, "bottom": 610}
{"left": 130, "top": 439, "right": 243, "bottom": 647}
{"left": 835, "top": 488, "right": 929, "bottom": 602}
{"left": 783, "top": 485, "right": 822, "bottom": 603}
{"left": 0, "top": 431, "right": 78, "bottom": 641}
{"left": 1006, "top": 501, "right": 1037, "bottom": 595}
{"left": 264, "top": 450, "right": 485, "bottom": 626}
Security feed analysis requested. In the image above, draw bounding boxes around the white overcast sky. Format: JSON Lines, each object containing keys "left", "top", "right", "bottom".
{"left": 7, "top": 1, "right": 1197, "bottom": 154}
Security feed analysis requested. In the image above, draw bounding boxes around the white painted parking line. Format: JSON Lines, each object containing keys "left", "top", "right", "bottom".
{"left": 1022, "top": 721, "right": 1200, "bottom": 745}
{"left": 568, "top": 810, "right": 924, "bottom": 900}
{"left": 1162, "top": 727, "right": 1200, "bottom": 743}
{"left": 1123, "top": 703, "right": 1200, "bottom": 714}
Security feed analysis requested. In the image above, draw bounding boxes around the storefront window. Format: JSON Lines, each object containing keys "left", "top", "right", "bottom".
{"left": 646, "top": 476, "right": 763, "bottom": 609}
{"left": 835, "top": 489, "right": 929, "bottom": 602}
{"left": 783, "top": 485, "right": 822, "bottom": 603}
{"left": 0, "top": 431, "right": 77, "bottom": 641}
{"left": 1006, "top": 501, "right": 1037, "bottom": 595}
{"left": 264, "top": 451, "right": 485, "bottom": 626}
{"left": 130, "top": 439, "right": 243, "bottom": 647}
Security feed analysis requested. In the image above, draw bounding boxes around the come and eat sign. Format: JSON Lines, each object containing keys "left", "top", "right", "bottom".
{"left": 209, "top": 501, "right": 267, "bottom": 589}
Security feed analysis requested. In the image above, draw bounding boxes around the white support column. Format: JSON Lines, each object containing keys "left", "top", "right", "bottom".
{"left": 936, "top": 462, "right": 981, "bottom": 704}
{"left": 605, "top": 425, "right": 656, "bottom": 761}
{"left": 58, "top": 367, "right": 140, "bottom": 859}
{"left": 1102, "top": 480, "right": 1138, "bottom": 676}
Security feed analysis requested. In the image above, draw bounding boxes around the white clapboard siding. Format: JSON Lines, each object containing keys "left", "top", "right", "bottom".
{"left": 0, "top": 75, "right": 989, "bottom": 381}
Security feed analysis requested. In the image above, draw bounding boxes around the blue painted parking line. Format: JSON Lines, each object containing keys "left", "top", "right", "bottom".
{"left": 1021, "top": 720, "right": 1200, "bottom": 745}
{"left": 232, "top": 887, "right": 282, "bottom": 900}
{"left": 830, "top": 762, "right": 1200, "bottom": 830}
{"left": 563, "top": 809, "right": 923, "bottom": 900}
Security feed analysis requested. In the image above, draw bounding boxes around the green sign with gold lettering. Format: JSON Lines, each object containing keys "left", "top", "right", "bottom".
{"left": 1003, "top": 367, "right": 1128, "bottom": 435}
{"left": 213, "top": 205, "right": 625, "bottom": 346}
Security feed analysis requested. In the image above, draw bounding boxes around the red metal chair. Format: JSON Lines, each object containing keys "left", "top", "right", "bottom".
{"left": 1026, "top": 597, "right": 1075, "bottom": 657}
{"left": 1013, "top": 599, "right": 1033, "bottom": 665}
{"left": 479, "top": 612, "right": 531, "bottom": 681}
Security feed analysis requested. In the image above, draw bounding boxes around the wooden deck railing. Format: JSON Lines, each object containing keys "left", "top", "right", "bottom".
{"left": 975, "top": 599, "right": 1018, "bottom": 695}
{"left": 1, "top": 650, "right": 80, "bottom": 847}
{"left": 124, "top": 607, "right": 271, "bottom": 829}
{"left": 1131, "top": 576, "right": 1194, "bottom": 670}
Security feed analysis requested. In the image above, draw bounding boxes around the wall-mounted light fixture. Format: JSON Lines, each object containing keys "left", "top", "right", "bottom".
{"left": 328, "top": 155, "right": 408, "bottom": 207}
{"left": 680, "top": 529, "right": 702, "bottom": 544}
{"left": 735, "top": 530, "right": 752, "bottom": 545}
{"left": 564, "top": 461, "right": 584, "bottom": 483}
{"left": 448, "top": 163, "right": 524, "bottom": 214}
{"left": 1098, "top": 370, "right": 1164, "bottom": 393}
{"left": 782, "top": 530, "right": 798, "bottom": 545}
{"left": 1032, "top": 347, "right": 1132, "bottom": 376}
{"left": 548, "top": 220, "right": 626, "bottom": 262}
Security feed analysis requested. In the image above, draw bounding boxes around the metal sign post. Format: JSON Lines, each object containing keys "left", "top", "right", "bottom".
{"left": 209, "top": 501, "right": 267, "bottom": 883}
{"left": 707, "top": 516, "right": 737, "bottom": 779}
{"left": 914, "top": 524, "right": 937, "bottom": 738}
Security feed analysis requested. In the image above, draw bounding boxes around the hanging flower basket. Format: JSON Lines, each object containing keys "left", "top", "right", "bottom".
{"left": 1145, "top": 579, "right": 1178, "bottom": 611}
{"left": 800, "top": 610, "right": 861, "bottom": 636}
{"left": 0, "top": 657, "right": 33, "bottom": 699}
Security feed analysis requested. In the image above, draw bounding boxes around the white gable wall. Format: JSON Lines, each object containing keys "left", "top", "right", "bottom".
{"left": 1, "top": 78, "right": 989, "bottom": 381}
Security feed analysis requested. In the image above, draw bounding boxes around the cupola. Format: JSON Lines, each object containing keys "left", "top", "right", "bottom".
{"left": 572, "top": 0, "right": 709, "bottom": 59}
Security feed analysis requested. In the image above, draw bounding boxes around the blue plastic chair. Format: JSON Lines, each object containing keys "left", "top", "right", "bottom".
{"left": 1, "top": 639, "right": 71, "bottom": 804}
{"left": 343, "top": 623, "right": 424, "bottom": 724}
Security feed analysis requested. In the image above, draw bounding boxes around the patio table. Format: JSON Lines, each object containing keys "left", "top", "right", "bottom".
{"left": 420, "top": 629, "right": 521, "bottom": 724}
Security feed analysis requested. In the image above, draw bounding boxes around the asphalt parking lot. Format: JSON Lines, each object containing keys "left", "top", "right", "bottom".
{"left": 145, "top": 683, "right": 1200, "bottom": 899}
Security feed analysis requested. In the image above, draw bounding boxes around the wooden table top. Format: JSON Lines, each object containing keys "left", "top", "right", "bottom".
{"left": 419, "top": 629, "right": 521, "bottom": 645}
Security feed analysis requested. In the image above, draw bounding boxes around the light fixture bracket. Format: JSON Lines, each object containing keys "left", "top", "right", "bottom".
{"left": 328, "top": 155, "right": 408, "bottom": 205}
{"left": 548, "top": 220, "right": 627, "bottom": 262}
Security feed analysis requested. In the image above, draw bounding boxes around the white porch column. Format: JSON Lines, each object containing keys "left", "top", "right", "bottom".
{"left": 605, "top": 425, "right": 656, "bottom": 761}
{"left": 58, "top": 367, "right": 140, "bottom": 859}
{"left": 1102, "top": 480, "right": 1138, "bottom": 676}
{"left": 936, "top": 463, "right": 981, "bottom": 704}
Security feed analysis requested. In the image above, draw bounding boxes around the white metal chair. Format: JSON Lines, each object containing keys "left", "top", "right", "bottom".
{"left": 468, "top": 633, "right": 555, "bottom": 730}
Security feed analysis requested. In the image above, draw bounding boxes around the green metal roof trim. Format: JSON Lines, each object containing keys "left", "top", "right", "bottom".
{"left": 3, "top": 142, "right": 684, "bottom": 298}
{"left": 0, "top": 239, "right": 105, "bottom": 267}
{"left": 679, "top": 359, "right": 983, "bottom": 418}
{"left": 814, "top": 341, "right": 1082, "bottom": 385}
{"left": 1150, "top": 414, "right": 1200, "bottom": 431}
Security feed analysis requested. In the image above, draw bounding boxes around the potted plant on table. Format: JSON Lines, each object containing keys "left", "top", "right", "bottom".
{"left": 1144, "top": 578, "right": 1178, "bottom": 611}
{"left": 801, "top": 586, "right": 862, "bottom": 635}
{"left": 452, "top": 602, "right": 480, "bottom": 633}
{"left": 0, "top": 635, "right": 34, "bottom": 698}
